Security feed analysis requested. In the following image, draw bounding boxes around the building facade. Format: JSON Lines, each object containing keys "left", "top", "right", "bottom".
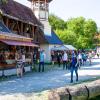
{"left": 29, "top": 0, "right": 63, "bottom": 62}
{"left": 0, "top": 0, "right": 47, "bottom": 69}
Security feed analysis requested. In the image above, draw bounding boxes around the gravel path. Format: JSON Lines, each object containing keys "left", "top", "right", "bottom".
{"left": 0, "top": 58, "right": 100, "bottom": 94}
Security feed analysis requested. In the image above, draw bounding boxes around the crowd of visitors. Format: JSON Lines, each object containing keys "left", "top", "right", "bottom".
{"left": 50, "top": 50, "right": 95, "bottom": 83}
{"left": 13, "top": 49, "right": 98, "bottom": 83}
{"left": 3, "top": 48, "right": 97, "bottom": 82}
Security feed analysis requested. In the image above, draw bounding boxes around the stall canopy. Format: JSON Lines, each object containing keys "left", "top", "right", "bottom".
{"left": 51, "top": 45, "right": 68, "bottom": 51}
{"left": 0, "top": 40, "right": 39, "bottom": 47}
{"left": 64, "top": 45, "right": 76, "bottom": 50}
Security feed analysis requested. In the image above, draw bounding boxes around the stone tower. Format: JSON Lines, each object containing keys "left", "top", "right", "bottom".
{"left": 28, "top": 0, "right": 53, "bottom": 36}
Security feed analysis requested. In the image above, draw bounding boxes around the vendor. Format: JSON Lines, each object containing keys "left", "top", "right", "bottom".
{"left": 0, "top": 52, "right": 6, "bottom": 64}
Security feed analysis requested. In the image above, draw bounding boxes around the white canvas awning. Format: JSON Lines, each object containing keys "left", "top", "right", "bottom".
{"left": 64, "top": 45, "right": 76, "bottom": 50}
{"left": 51, "top": 45, "right": 69, "bottom": 51}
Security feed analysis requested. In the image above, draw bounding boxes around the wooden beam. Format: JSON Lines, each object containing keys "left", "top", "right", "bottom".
{"left": 20, "top": 22, "right": 24, "bottom": 36}
{"left": 10, "top": 20, "right": 16, "bottom": 31}
{"left": 17, "top": 21, "right": 21, "bottom": 33}
{"left": 32, "top": 26, "right": 35, "bottom": 39}
{"left": 6, "top": 18, "right": 9, "bottom": 27}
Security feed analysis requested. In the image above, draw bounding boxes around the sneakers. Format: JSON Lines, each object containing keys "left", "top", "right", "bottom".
{"left": 70, "top": 80, "right": 73, "bottom": 83}
{"left": 70, "top": 79, "right": 78, "bottom": 83}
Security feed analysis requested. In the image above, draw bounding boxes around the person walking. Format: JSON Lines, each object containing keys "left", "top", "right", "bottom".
{"left": 57, "top": 52, "right": 62, "bottom": 67}
{"left": 32, "top": 52, "right": 37, "bottom": 70}
{"left": 16, "top": 52, "right": 23, "bottom": 77}
{"left": 82, "top": 52, "right": 87, "bottom": 65}
{"left": 39, "top": 50, "right": 46, "bottom": 72}
{"left": 70, "top": 55, "right": 78, "bottom": 83}
{"left": 88, "top": 51, "right": 92, "bottom": 65}
{"left": 22, "top": 52, "right": 25, "bottom": 73}
{"left": 51, "top": 51, "right": 55, "bottom": 66}
{"left": 97, "top": 53, "right": 99, "bottom": 58}
{"left": 77, "top": 52, "right": 82, "bottom": 68}
{"left": 62, "top": 51, "right": 68, "bottom": 70}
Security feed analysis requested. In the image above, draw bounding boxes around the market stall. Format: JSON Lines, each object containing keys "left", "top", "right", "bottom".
{"left": 0, "top": 22, "right": 39, "bottom": 69}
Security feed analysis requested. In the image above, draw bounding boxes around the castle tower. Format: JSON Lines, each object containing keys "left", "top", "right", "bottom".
{"left": 28, "top": 0, "right": 63, "bottom": 62}
{"left": 28, "top": 0, "right": 52, "bottom": 36}
{"left": 28, "top": 0, "right": 52, "bottom": 20}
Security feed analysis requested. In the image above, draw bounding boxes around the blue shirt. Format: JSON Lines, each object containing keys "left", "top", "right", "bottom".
{"left": 40, "top": 52, "right": 45, "bottom": 62}
{"left": 71, "top": 57, "right": 77, "bottom": 66}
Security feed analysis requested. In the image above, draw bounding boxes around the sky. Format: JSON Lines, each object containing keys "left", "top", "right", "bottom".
{"left": 14, "top": 0, "right": 100, "bottom": 27}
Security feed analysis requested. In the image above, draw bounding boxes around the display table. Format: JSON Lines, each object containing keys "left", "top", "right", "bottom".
{"left": 26, "top": 58, "right": 31, "bottom": 63}
{"left": 0, "top": 59, "right": 16, "bottom": 69}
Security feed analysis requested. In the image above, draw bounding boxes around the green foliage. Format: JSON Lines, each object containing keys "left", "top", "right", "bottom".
{"left": 49, "top": 15, "right": 97, "bottom": 49}
{"left": 49, "top": 14, "right": 66, "bottom": 30}
{"left": 67, "top": 17, "right": 85, "bottom": 36}
{"left": 0, "top": 0, "right": 8, "bottom": 4}
{"left": 55, "top": 29, "right": 77, "bottom": 45}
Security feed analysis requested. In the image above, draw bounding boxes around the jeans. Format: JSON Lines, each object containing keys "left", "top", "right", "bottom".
{"left": 57, "top": 59, "right": 61, "bottom": 67}
{"left": 39, "top": 62, "right": 44, "bottom": 72}
{"left": 63, "top": 61, "right": 67, "bottom": 69}
{"left": 78, "top": 59, "right": 82, "bottom": 67}
{"left": 70, "top": 66, "right": 78, "bottom": 82}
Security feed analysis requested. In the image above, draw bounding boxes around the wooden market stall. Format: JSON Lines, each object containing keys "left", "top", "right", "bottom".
{"left": 0, "top": 30, "right": 39, "bottom": 69}
{"left": 0, "top": 0, "right": 46, "bottom": 70}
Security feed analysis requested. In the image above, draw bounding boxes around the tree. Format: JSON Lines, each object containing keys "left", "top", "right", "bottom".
{"left": 67, "top": 17, "right": 85, "bottom": 37}
{"left": 83, "top": 19, "right": 97, "bottom": 37}
{"left": 0, "top": 0, "right": 8, "bottom": 4}
{"left": 49, "top": 15, "right": 97, "bottom": 49}
{"left": 49, "top": 14, "right": 66, "bottom": 30}
{"left": 55, "top": 29, "right": 77, "bottom": 45}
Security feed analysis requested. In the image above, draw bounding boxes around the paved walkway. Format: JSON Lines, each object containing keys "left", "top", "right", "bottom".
{"left": 0, "top": 58, "right": 100, "bottom": 95}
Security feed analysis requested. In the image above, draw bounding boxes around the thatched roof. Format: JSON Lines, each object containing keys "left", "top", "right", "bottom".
{"left": 0, "top": 0, "right": 43, "bottom": 27}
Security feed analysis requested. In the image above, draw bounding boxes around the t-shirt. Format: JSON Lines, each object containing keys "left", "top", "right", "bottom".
{"left": 63, "top": 53, "right": 68, "bottom": 61}
{"left": 22, "top": 54, "right": 25, "bottom": 62}
{"left": 71, "top": 57, "right": 77, "bottom": 66}
{"left": 88, "top": 53, "right": 92, "bottom": 58}
{"left": 78, "top": 54, "right": 82, "bottom": 59}
{"left": 40, "top": 52, "right": 45, "bottom": 62}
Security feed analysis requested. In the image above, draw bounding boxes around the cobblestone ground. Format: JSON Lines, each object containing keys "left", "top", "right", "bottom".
{"left": 0, "top": 58, "right": 100, "bottom": 95}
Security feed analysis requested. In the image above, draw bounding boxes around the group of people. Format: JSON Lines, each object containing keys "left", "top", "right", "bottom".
{"left": 14, "top": 49, "right": 94, "bottom": 83}
{"left": 15, "top": 49, "right": 46, "bottom": 77}
{"left": 51, "top": 50, "right": 93, "bottom": 83}
{"left": 62, "top": 51, "right": 87, "bottom": 83}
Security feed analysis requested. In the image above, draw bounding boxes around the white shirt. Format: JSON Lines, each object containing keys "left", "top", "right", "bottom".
{"left": 63, "top": 53, "right": 68, "bottom": 61}
{"left": 78, "top": 54, "right": 82, "bottom": 59}
{"left": 88, "top": 52, "right": 92, "bottom": 58}
{"left": 22, "top": 54, "right": 25, "bottom": 62}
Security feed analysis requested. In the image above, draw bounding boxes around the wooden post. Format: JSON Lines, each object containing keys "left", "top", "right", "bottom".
{"left": 21, "top": 22, "right": 23, "bottom": 35}
{"left": 32, "top": 26, "right": 35, "bottom": 39}
{"left": 6, "top": 18, "right": 9, "bottom": 27}
{"left": 17, "top": 21, "right": 20, "bottom": 34}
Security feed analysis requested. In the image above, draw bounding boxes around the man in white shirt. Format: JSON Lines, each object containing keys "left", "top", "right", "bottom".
{"left": 62, "top": 51, "right": 68, "bottom": 70}
{"left": 77, "top": 52, "right": 82, "bottom": 68}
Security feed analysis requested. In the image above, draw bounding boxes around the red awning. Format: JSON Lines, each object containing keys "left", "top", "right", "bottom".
{"left": 0, "top": 40, "right": 39, "bottom": 47}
